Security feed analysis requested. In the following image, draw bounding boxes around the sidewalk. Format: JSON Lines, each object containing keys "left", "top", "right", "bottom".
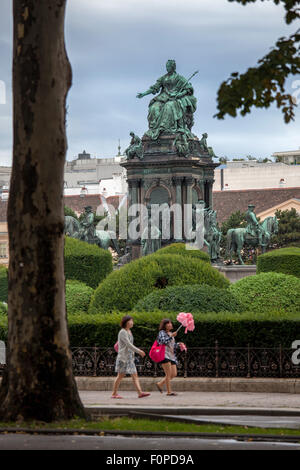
{"left": 79, "top": 389, "right": 300, "bottom": 417}
{"left": 76, "top": 376, "right": 300, "bottom": 394}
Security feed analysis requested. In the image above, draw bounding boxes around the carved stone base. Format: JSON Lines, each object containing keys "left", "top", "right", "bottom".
{"left": 213, "top": 264, "right": 257, "bottom": 283}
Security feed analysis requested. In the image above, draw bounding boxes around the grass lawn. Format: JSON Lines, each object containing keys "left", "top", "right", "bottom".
{"left": 0, "top": 417, "right": 299, "bottom": 436}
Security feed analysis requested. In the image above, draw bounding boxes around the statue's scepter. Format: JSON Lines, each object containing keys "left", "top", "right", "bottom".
{"left": 173, "top": 70, "right": 199, "bottom": 98}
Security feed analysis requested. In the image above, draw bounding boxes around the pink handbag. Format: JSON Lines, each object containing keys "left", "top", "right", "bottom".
{"left": 114, "top": 341, "right": 119, "bottom": 353}
{"left": 149, "top": 340, "right": 165, "bottom": 363}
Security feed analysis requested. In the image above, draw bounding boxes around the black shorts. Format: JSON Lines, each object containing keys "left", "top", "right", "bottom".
{"left": 159, "top": 359, "right": 177, "bottom": 366}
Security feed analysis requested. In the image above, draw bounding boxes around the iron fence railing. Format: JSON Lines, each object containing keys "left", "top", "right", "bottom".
{"left": 70, "top": 342, "right": 300, "bottom": 378}
{"left": 0, "top": 342, "right": 299, "bottom": 378}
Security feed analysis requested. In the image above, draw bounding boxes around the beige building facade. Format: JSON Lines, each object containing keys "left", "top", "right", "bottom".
{"left": 214, "top": 161, "right": 300, "bottom": 191}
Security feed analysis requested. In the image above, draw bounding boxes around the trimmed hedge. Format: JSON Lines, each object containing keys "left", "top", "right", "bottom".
{"left": 135, "top": 284, "right": 244, "bottom": 313}
{"left": 65, "top": 280, "right": 94, "bottom": 315}
{"left": 0, "top": 311, "right": 299, "bottom": 347}
{"left": 230, "top": 272, "right": 300, "bottom": 312}
{"left": 0, "top": 267, "right": 8, "bottom": 302}
{"left": 155, "top": 243, "right": 210, "bottom": 263}
{"left": 257, "top": 247, "right": 300, "bottom": 278}
{"left": 88, "top": 253, "right": 230, "bottom": 313}
{"left": 64, "top": 236, "right": 112, "bottom": 289}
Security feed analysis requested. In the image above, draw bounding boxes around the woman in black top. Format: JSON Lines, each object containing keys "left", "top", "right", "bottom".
{"left": 155, "top": 318, "right": 184, "bottom": 396}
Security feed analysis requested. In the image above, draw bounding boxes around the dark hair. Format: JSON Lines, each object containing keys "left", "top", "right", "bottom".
{"left": 120, "top": 315, "right": 133, "bottom": 329}
{"left": 159, "top": 318, "right": 172, "bottom": 331}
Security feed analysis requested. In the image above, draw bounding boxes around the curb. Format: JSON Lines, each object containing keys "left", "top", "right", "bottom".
{"left": 75, "top": 377, "right": 300, "bottom": 394}
{"left": 86, "top": 406, "right": 300, "bottom": 417}
{"left": 0, "top": 427, "right": 299, "bottom": 443}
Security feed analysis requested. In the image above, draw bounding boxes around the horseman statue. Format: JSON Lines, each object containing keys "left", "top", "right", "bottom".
{"left": 64, "top": 206, "right": 121, "bottom": 255}
{"left": 226, "top": 204, "right": 278, "bottom": 265}
{"left": 192, "top": 201, "right": 222, "bottom": 263}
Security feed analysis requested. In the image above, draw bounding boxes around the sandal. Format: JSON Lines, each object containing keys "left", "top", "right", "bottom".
{"left": 111, "top": 394, "right": 123, "bottom": 399}
{"left": 138, "top": 392, "right": 151, "bottom": 398}
{"left": 156, "top": 383, "right": 163, "bottom": 394}
{"left": 166, "top": 392, "right": 178, "bottom": 396}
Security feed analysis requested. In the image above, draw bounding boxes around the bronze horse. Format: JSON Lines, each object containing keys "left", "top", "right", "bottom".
{"left": 226, "top": 216, "right": 278, "bottom": 265}
{"left": 64, "top": 215, "right": 121, "bottom": 255}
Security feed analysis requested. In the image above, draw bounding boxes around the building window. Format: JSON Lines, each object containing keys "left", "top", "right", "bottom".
{"left": 0, "top": 244, "right": 7, "bottom": 258}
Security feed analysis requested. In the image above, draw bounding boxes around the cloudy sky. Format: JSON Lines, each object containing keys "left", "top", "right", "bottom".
{"left": 0, "top": 0, "right": 299, "bottom": 165}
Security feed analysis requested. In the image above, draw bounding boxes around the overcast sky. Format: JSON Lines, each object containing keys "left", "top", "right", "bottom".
{"left": 0, "top": 0, "right": 299, "bottom": 165}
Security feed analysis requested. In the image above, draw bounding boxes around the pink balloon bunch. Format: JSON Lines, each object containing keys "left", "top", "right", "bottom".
{"left": 176, "top": 312, "right": 195, "bottom": 334}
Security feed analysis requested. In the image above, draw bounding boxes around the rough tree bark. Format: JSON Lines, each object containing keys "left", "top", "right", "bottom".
{"left": 0, "top": 0, "right": 86, "bottom": 421}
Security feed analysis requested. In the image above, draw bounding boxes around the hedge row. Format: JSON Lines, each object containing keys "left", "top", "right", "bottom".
{"left": 89, "top": 253, "right": 229, "bottom": 313}
{"left": 257, "top": 247, "right": 300, "bottom": 278}
{"left": 64, "top": 236, "right": 112, "bottom": 289}
{"left": 155, "top": 243, "right": 210, "bottom": 263}
{"left": 0, "top": 311, "right": 299, "bottom": 348}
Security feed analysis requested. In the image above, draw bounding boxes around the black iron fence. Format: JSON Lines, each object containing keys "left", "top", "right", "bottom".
{"left": 0, "top": 342, "right": 299, "bottom": 378}
{"left": 70, "top": 342, "right": 300, "bottom": 378}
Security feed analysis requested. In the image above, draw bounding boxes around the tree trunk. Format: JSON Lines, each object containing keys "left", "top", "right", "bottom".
{"left": 0, "top": 0, "right": 86, "bottom": 421}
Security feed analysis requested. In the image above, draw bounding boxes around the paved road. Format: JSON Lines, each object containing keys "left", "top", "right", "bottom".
{"left": 0, "top": 434, "right": 300, "bottom": 450}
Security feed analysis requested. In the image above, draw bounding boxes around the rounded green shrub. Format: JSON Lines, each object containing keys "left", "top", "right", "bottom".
{"left": 257, "top": 247, "right": 300, "bottom": 278}
{"left": 0, "top": 267, "right": 7, "bottom": 303}
{"left": 89, "top": 253, "right": 229, "bottom": 313}
{"left": 64, "top": 237, "right": 112, "bottom": 289}
{"left": 230, "top": 272, "right": 300, "bottom": 311}
{"left": 135, "top": 284, "right": 244, "bottom": 313}
{"left": 65, "top": 280, "right": 94, "bottom": 315}
{"left": 155, "top": 243, "right": 210, "bottom": 263}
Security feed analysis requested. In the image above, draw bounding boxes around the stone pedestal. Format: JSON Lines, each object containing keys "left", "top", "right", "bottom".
{"left": 121, "top": 133, "right": 219, "bottom": 254}
{"left": 213, "top": 265, "right": 257, "bottom": 283}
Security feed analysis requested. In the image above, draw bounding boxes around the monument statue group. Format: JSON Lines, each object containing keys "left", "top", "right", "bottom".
{"left": 64, "top": 60, "right": 278, "bottom": 265}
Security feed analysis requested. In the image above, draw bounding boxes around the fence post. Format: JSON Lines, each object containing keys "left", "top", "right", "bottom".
{"left": 93, "top": 346, "right": 97, "bottom": 377}
{"left": 215, "top": 340, "right": 219, "bottom": 378}
{"left": 247, "top": 343, "right": 251, "bottom": 378}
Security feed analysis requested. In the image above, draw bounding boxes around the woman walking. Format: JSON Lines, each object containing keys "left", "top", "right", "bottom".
{"left": 112, "top": 315, "right": 151, "bottom": 399}
{"left": 155, "top": 318, "right": 184, "bottom": 396}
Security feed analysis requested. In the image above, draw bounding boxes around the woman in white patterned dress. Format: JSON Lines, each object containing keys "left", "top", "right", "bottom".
{"left": 112, "top": 315, "right": 151, "bottom": 399}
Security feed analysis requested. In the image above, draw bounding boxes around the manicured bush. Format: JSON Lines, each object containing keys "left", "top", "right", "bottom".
{"left": 155, "top": 243, "right": 210, "bottom": 263}
{"left": 65, "top": 280, "right": 94, "bottom": 315}
{"left": 230, "top": 272, "right": 300, "bottom": 312}
{"left": 0, "top": 267, "right": 8, "bottom": 303}
{"left": 257, "top": 247, "right": 300, "bottom": 278}
{"left": 135, "top": 284, "right": 245, "bottom": 313}
{"left": 88, "top": 253, "right": 230, "bottom": 313}
{"left": 64, "top": 236, "right": 112, "bottom": 289}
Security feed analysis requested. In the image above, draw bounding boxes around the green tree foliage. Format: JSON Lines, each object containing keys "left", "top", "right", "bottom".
{"left": 215, "top": 0, "right": 300, "bottom": 122}
{"left": 272, "top": 208, "right": 300, "bottom": 247}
